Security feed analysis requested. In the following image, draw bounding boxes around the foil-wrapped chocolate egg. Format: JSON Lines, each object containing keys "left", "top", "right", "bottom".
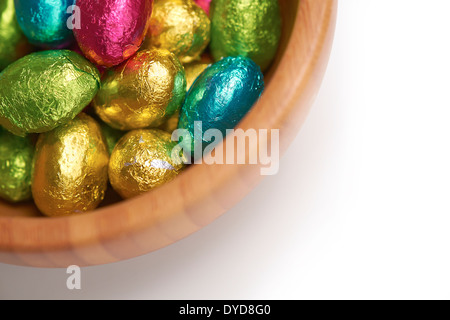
{"left": 195, "top": 0, "right": 211, "bottom": 15}
{"left": 144, "top": 0, "right": 210, "bottom": 64}
{"left": 0, "top": 50, "right": 100, "bottom": 137}
{"left": 109, "top": 129, "right": 186, "bottom": 199}
{"left": 32, "top": 113, "right": 109, "bottom": 217}
{"left": 0, "top": 0, "right": 33, "bottom": 71}
{"left": 14, "top": 0, "right": 75, "bottom": 48}
{"left": 159, "top": 59, "right": 211, "bottom": 133}
{"left": 94, "top": 48, "right": 186, "bottom": 131}
{"left": 74, "top": 0, "right": 153, "bottom": 67}
{"left": 0, "top": 127, "right": 34, "bottom": 203}
{"left": 178, "top": 56, "right": 264, "bottom": 156}
{"left": 210, "top": 0, "right": 282, "bottom": 71}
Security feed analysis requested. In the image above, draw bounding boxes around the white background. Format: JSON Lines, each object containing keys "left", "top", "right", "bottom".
{"left": 1, "top": 0, "right": 450, "bottom": 299}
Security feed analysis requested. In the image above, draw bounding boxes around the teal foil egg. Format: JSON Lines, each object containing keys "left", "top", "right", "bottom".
{"left": 178, "top": 56, "right": 264, "bottom": 158}
{"left": 14, "top": 0, "right": 75, "bottom": 48}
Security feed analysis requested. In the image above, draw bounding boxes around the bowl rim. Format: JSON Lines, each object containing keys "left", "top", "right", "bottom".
{"left": 0, "top": 0, "right": 338, "bottom": 267}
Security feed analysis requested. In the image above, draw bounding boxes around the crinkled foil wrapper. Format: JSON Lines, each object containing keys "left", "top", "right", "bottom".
{"left": 159, "top": 59, "right": 211, "bottom": 133}
{"left": 109, "top": 129, "right": 185, "bottom": 199}
{"left": 0, "top": 127, "right": 34, "bottom": 203}
{"left": 210, "top": 0, "right": 282, "bottom": 71}
{"left": 0, "top": 50, "right": 100, "bottom": 137}
{"left": 32, "top": 113, "right": 109, "bottom": 217}
{"left": 94, "top": 48, "right": 186, "bottom": 131}
{"left": 0, "top": 0, "right": 32, "bottom": 70}
{"left": 74, "top": 0, "right": 153, "bottom": 67}
{"left": 178, "top": 56, "right": 265, "bottom": 155}
{"left": 14, "top": 0, "right": 75, "bottom": 48}
{"left": 143, "top": 0, "right": 211, "bottom": 64}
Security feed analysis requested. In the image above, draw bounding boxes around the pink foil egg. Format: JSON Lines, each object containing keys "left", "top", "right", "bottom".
{"left": 195, "top": 0, "right": 211, "bottom": 15}
{"left": 74, "top": 0, "right": 153, "bottom": 67}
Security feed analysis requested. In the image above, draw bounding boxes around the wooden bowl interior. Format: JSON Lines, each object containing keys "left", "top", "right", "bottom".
{"left": 0, "top": 0, "right": 299, "bottom": 219}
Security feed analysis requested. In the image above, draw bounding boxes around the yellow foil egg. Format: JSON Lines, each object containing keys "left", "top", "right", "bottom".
{"left": 32, "top": 113, "right": 109, "bottom": 217}
{"left": 109, "top": 129, "right": 185, "bottom": 199}
{"left": 143, "top": 0, "right": 211, "bottom": 64}
{"left": 93, "top": 48, "right": 187, "bottom": 131}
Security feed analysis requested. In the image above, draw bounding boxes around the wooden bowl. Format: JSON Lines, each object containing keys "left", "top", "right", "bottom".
{"left": 0, "top": 0, "right": 338, "bottom": 267}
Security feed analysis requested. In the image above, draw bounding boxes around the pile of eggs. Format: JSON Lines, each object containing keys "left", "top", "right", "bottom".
{"left": 0, "top": 0, "right": 281, "bottom": 217}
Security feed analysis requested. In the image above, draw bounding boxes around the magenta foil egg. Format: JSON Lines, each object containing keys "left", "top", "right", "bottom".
{"left": 195, "top": 0, "right": 211, "bottom": 15}
{"left": 74, "top": 0, "right": 153, "bottom": 67}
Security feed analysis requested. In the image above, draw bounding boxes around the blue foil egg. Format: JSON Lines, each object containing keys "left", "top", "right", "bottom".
{"left": 14, "top": 0, "right": 75, "bottom": 48}
{"left": 178, "top": 56, "right": 264, "bottom": 157}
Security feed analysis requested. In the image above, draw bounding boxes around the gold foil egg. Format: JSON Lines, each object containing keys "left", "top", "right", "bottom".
{"left": 143, "top": 0, "right": 211, "bottom": 64}
{"left": 32, "top": 113, "right": 109, "bottom": 217}
{"left": 109, "top": 129, "right": 185, "bottom": 199}
{"left": 93, "top": 48, "right": 187, "bottom": 131}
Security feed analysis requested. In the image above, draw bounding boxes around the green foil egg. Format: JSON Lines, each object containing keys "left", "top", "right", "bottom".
{"left": 0, "top": 50, "right": 100, "bottom": 137}
{"left": 0, "top": 127, "right": 34, "bottom": 202}
{"left": 210, "top": 0, "right": 281, "bottom": 72}
{"left": 99, "top": 121, "right": 125, "bottom": 155}
{"left": 0, "top": 0, "right": 33, "bottom": 71}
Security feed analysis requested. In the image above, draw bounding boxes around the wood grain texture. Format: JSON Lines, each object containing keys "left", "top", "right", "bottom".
{"left": 0, "top": 0, "right": 338, "bottom": 267}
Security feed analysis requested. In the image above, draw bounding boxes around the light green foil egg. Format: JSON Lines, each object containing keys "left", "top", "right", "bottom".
{"left": 0, "top": 50, "right": 100, "bottom": 136}
{"left": 0, "top": 127, "right": 34, "bottom": 202}
{"left": 0, "top": 0, "right": 33, "bottom": 70}
{"left": 210, "top": 0, "right": 282, "bottom": 72}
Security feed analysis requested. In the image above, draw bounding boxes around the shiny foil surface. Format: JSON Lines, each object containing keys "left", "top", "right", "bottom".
{"left": 109, "top": 129, "right": 185, "bottom": 199}
{"left": 144, "top": 0, "right": 210, "bottom": 64}
{"left": 210, "top": 0, "right": 282, "bottom": 71}
{"left": 32, "top": 113, "right": 109, "bottom": 217}
{"left": 0, "top": 50, "right": 100, "bottom": 136}
{"left": 94, "top": 48, "right": 186, "bottom": 131}
{"left": 0, "top": 0, "right": 32, "bottom": 70}
{"left": 159, "top": 59, "right": 211, "bottom": 133}
{"left": 195, "top": 0, "right": 211, "bottom": 15}
{"left": 0, "top": 127, "right": 34, "bottom": 203}
{"left": 14, "top": 0, "right": 75, "bottom": 48}
{"left": 74, "top": 0, "right": 153, "bottom": 67}
{"left": 178, "top": 56, "right": 264, "bottom": 155}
